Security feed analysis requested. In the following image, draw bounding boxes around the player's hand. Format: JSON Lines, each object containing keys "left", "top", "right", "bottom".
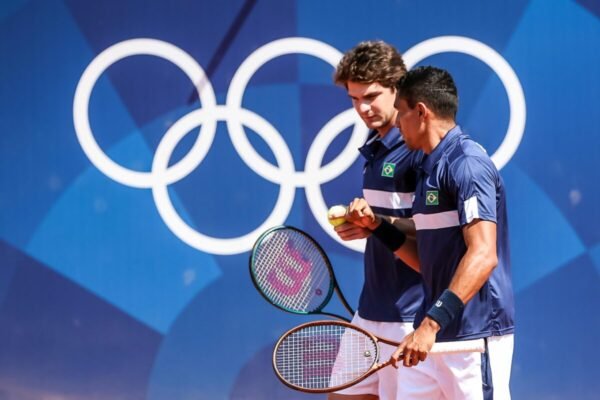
{"left": 334, "top": 223, "right": 371, "bottom": 241}
{"left": 346, "top": 198, "right": 379, "bottom": 230}
{"left": 390, "top": 317, "right": 440, "bottom": 368}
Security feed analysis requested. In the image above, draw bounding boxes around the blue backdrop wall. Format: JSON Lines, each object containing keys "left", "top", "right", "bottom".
{"left": 0, "top": 0, "right": 599, "bottom": 398}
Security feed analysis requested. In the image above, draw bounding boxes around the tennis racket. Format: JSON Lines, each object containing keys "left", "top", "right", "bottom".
{"left": 273, "top": 320, "right": 485, "bottom": 393}
{"left": 249, "top": 225, "right": 354, "bottom": 321}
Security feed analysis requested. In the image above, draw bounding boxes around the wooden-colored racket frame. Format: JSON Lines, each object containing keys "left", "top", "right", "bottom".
{"left": 272, "top": 320, "right": 487, "bottom": 394}
{"left": 272, "top": 320, "right": 381, "bottom": 393}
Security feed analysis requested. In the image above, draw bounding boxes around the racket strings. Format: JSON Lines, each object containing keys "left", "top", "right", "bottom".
{"left": 253, "top": 230, "right": 331, "bottom": 313}
{"left": 275, "top": 324, "right": 378, "bottom": 390}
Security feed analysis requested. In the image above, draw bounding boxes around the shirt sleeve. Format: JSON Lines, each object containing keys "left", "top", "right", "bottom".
{"left": 449, "top": 155, "right": 498, "bottom": 225}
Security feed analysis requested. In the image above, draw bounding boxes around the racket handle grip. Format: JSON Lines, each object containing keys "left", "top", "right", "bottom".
{"left": 430, "top": 338, "right": 485, "bottom": 353}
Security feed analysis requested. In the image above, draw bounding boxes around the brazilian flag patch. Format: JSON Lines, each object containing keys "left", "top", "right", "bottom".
{"left": 381, "top": 162, "right": 395, "bottom": 178}
{"left": 426, "top": 190, "right": 439, "bottom": 206}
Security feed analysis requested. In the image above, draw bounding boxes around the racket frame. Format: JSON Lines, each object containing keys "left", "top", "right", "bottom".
{"left": 249, "top": 225, "right": 354, "bottom": 321}
{"left": 272, "top": 320, "right": 382, "bottom": 393}
{"left": 272, "top": 319, "right": 487, "bottom": 393}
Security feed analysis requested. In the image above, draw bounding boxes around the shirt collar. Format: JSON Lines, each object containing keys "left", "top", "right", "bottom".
{"left": 359, "top": 127, "right": 404, "bottom": 161}
{"left": 381, "top": 126, "right": 402, "bottom": 148}
{"left": 422, "top": 125, "right": 462, "bottom": 174}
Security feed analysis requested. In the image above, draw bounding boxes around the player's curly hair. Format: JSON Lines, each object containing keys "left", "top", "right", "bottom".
{"left": 334, "top": 41, "right": 407, "bottom": 88}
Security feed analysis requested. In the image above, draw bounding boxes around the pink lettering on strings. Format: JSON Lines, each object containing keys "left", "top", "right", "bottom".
{"left": 266, "top": 240, "right": 312, "bottom": 296}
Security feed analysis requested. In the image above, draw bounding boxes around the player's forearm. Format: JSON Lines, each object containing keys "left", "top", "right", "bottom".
{"left": 389, "top": 216, "right": 417, "bottom": 239}
{"left": 369, "top": 216, "right": 421, "bottom": 272}
{"left": 424, "top": 246, "right": 495, "bottom": 332}
{"left": 449, "top": 245, "right": 497, "bottom": 304}
{"left": 394, "top": 238, "right": 420, "bottom": 272}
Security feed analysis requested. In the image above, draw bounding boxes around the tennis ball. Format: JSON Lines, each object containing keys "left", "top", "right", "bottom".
{"left": 327, "top": 205, "right": 348, "bottom": 227}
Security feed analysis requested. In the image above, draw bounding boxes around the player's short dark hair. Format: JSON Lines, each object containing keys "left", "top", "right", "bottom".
{"left": 395, "top": 66, "right": 458, "bottom": 119}
{"left": 334, "top": 41, "right": 407, "bottom": 89}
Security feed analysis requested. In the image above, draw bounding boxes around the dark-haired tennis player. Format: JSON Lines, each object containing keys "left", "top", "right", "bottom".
{"left": 346, "top": 66, "right": 515, "bottom": 399}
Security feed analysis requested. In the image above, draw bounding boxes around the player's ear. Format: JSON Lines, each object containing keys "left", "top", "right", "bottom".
{"left": 416, "top": 102, "right": 427, "bottom": 119}
{"left": 393, "top": 94, "right": 401, "bottom": 110}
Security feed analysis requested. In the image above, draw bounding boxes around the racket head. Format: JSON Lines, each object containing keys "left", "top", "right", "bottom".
{"left": 272, "top": 320, "right": 380, "bottom": 393}
{"left": 249, "top": 226, "right": 336, "bottom": 316}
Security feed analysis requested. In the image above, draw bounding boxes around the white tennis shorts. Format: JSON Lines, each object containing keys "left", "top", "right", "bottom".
{"left": 396, "top": 333, "right": 515, "bottom": 400}
{"left": 333, "top": 312, "right": 413, "bottom": 399}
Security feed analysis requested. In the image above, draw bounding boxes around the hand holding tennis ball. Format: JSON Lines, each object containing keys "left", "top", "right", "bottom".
{"left": 327, "top": 205, "right": 348, "bottom": 227}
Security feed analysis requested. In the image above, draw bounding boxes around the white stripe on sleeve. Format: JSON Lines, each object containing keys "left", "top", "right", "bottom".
{"left": 463, "top": 196, "right": 479, "bottom": 224}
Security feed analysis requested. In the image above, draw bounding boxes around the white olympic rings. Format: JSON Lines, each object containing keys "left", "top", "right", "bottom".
{"left": 73, "top": 36, "right": 526, "bottom": 255}
{"left": 403, "top": 36, "right": 526, "bottom": 170}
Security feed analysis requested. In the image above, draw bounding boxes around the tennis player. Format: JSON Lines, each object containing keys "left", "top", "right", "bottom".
{"left": 346, "top": 66, "right": 515, "bottom": 399}
{"left": 329, "top": 41, "right": 424, "bottom": 400}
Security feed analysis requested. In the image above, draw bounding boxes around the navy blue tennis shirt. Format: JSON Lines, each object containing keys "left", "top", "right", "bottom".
{"left": 359, "top": 127, "right": 423, "bottom": 322}
{"left": 412, "top": 125, "right": 515, "bottom": 341}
